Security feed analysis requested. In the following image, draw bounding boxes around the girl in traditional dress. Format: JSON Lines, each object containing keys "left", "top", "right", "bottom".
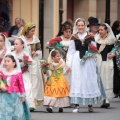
{"left": 21, "top": 22, "right": 44, "bottom": 109}
{"left": 0, "top": 53, "right": 31, "bottom": 120}
{"left": 66, "top": 18, "right": 101, "bottom": 113}
{"left": 44, "top": 49, "right": 70, "bottom": 113}
{"left": 13, "top": 37, "right": 35, "bottom": 110}
{"left": 95, "top": 23, "right": 116, "bottom": 108}
{"left": 0, "top": 33, "right": 11, "bottom": 65}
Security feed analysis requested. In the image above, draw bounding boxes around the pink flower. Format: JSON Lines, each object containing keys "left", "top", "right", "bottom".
{"left": 24, "top": 56, "right": 32, "bottom": 62}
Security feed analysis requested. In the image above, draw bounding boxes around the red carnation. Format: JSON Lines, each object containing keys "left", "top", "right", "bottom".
{"left": 49, "top": 37, "right": 62, "bottom": 44}
{"left": 89, "top": 45, "right": 98, "bottom": 52}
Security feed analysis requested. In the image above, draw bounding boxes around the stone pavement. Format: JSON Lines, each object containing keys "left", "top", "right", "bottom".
{"left": 31, "top": 98, "right": 120, "bottom": 120}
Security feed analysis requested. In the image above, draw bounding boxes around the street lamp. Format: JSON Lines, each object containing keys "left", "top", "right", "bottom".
{"left": 59, "top": 0, "right": 63, "bottom": 28}
{"left": 105, "top": 0, "right": 110, "bottom": 25}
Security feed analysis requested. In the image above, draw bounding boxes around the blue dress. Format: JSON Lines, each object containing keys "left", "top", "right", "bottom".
{"left": 0, "top": 92, "right": 32, "bottom": 120}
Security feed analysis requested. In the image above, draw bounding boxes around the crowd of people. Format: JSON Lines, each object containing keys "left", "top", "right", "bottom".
{"left": 0, "top": 17, "right": 120, "bottom": 119}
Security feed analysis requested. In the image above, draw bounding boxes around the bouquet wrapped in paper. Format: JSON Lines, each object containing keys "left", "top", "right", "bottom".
{"left": 46, "top": 37, "right": 66, "bottom": 58}
{"left": 46, "top": 37, "right": 62, "bottom": 50}
{"left": 40, "top": 59, "right": 50, "bottom": 74}
{"left": 40, "top": 59, "right": 52, "bottom": 84}
{"left": 80, "top": 44, "right": 98, "bottom": 64}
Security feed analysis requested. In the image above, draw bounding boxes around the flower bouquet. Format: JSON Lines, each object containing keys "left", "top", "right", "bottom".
{"left": 23, "top": 55, "right": 32, "bottom": 67}
{"left": 0, "top": 72, "right": 7, "bottom": 87}
{"left": 80, "top": 44, "right": 98, "bottom": 64}
{"left": 46, "top": 37, "right": 62, "bottom": 50}
{"left": 40, "top": 59, "right": 50, "bottom": 74}
{"left": 24, "top": 55, "right": 32, "bottom": 63}
{"left": 40, "top": 59, "right": 52, "bottom": 84}
{"left": 46, "top": 37, "right": 66, "bottom": 58}
{"left": 19, "top": 55, "right": 32, "bottom": 73}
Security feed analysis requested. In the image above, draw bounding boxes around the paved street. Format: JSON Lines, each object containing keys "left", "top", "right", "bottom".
{"left": 31, "top": 98, "right": 120, "bottom": 120}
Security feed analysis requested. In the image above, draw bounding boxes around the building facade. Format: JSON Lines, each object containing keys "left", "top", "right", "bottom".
{"left": 0, "top": 0, "right": 120, "bottom": 57}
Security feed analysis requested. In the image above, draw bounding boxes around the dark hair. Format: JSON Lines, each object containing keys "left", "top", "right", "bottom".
{"left": 0, "top": 33, "right": 5, "bottom": 42}
{"left": 56, "top": 21, "right": 73, "bottom": 37}
{"left": 51, "top": 50, "right": 60, "bottom": 58}
{"left": 112, "top": 20, "right": 120, "bottom": 30}
{"left": 111, "top": 20, "right": 120, "bottom": 36}
{"left": 5, "top": 55, "right": 17, "bottom": 68}
{"left": 112, "top": 20, "right": 120, "bottom": 31}
{"left": 100, "top": 24, "right": 108, "bottom": 30}
{"left": 62, "top": 22, "right": 72, "bottom": 32}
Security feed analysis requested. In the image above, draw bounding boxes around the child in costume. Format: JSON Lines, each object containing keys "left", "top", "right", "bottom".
{"left": 0, "top": 53, "right": 31, "bottom": 120}
{"left": 13, "top": 37, "right": 35, "bottom": 110}
{"left": 44, "top": 49, "right": 70, "bottom": 113}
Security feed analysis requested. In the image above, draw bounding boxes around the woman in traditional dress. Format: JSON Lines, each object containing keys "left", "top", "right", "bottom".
{"left": 66, "top": 18, "right": 101, "bottom": 113}
{"left": 95, "top": 23, "right": 116, "bottom": 108}
{"left": 47, "top": 21, "right": 73, "bottom": 59}
{"left": 21, "top": 22, "right": 44, "bottom": 111}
